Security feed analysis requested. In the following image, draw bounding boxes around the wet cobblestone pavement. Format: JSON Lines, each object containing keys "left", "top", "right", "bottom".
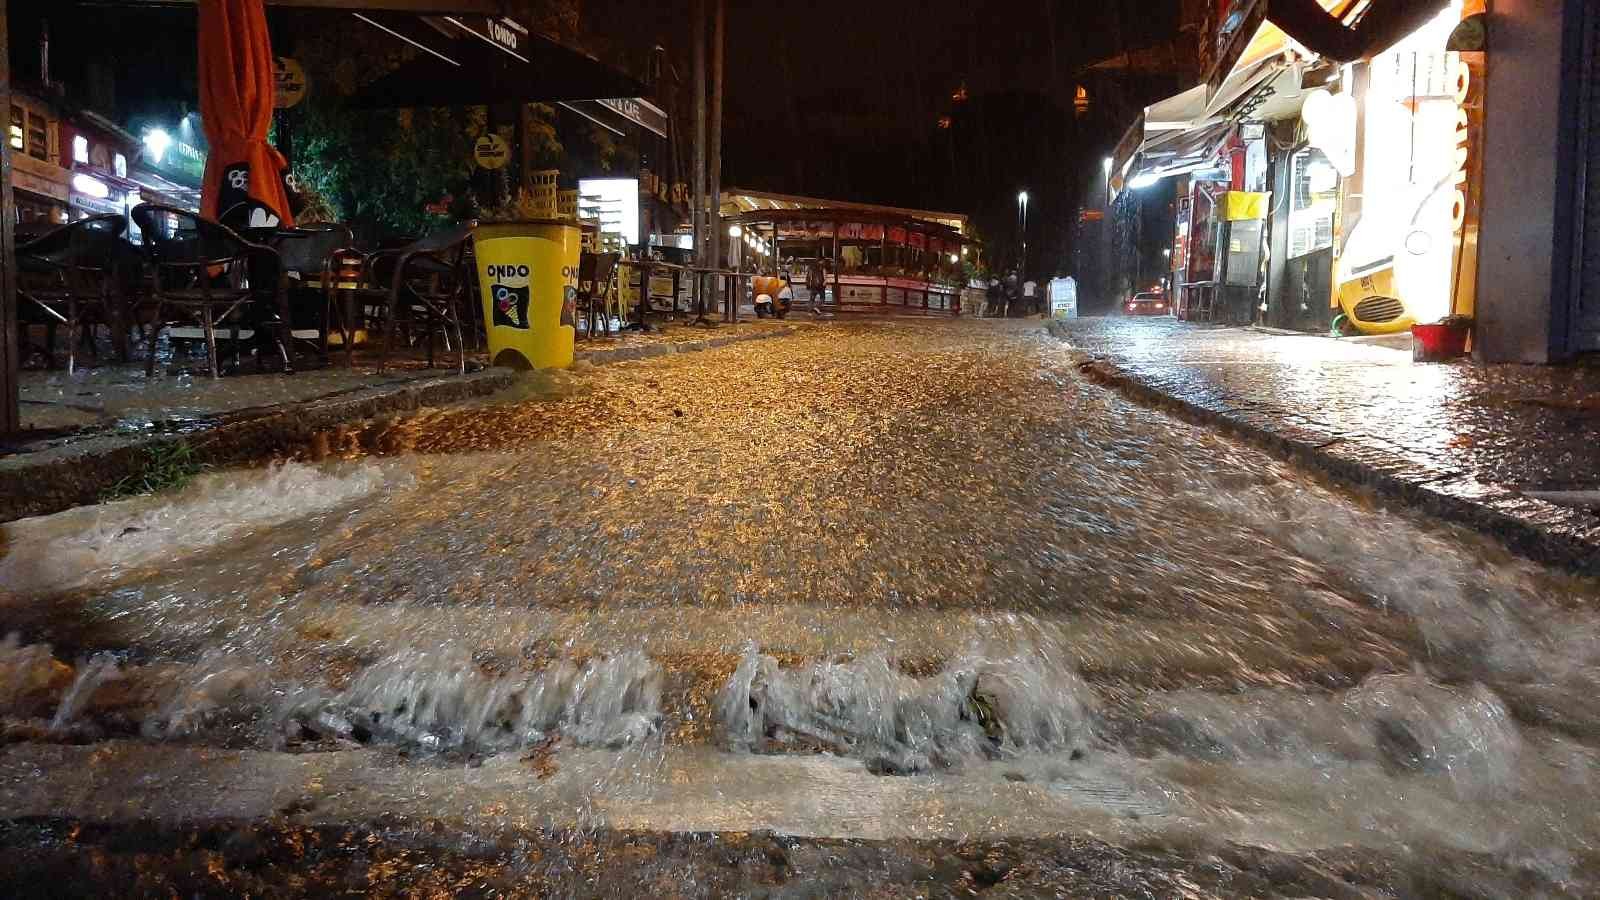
{"left": 3, "top": 318, "right": 1600, "bottom": 896}
{"left": 1052, "top": 317, "right": 1600, "bottom": 571}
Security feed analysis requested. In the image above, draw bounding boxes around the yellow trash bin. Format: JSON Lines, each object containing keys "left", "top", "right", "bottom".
{"left": 474, "top": 221, "right": 580, "bottom": 370}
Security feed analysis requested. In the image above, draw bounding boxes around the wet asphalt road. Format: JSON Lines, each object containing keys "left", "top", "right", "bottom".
{"left": 3, "top": 317, "right": 1600, "bottom": 896}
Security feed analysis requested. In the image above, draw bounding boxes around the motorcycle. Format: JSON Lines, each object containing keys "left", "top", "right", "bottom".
{"left": 751, "top": 274, "right": 793, "bottom": 319}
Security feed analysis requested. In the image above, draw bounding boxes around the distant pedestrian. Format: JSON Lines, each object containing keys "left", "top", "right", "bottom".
{"left": 1003, "top": 272, "right": 1019, "bottom": 317}
{"left": 985, "top": 278, "right": 1004, "bottom": 317}
{"left": 806, "top": 259, "right": 828, "bottom": 316}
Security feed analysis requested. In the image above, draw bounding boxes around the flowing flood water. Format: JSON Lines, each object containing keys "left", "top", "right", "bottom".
{"left": 2, "top": 319, "right": 1598, "bottom": 895}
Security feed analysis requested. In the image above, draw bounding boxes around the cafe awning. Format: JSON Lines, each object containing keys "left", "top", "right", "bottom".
{"left": 346, "top": 13, "right": 643, "bottom": 107}
{"left": 558, "top": 97, "right": 670, "bottom": 139}
{"left": 1125, "top": 119, "right": 1236, "bottom": 186}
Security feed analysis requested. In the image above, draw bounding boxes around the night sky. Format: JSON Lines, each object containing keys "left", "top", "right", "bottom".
{"left": 588, "top": 0, "right": 1184, "bottom": 272}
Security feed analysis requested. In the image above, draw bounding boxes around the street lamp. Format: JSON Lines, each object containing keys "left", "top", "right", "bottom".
{"left": 1017, "top": 190, "right": 1029, "bottom": 285}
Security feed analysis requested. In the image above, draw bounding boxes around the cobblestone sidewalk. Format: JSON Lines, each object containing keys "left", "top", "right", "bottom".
{"left": 1050, "top": 317, "right": 1600, "bottom": 573}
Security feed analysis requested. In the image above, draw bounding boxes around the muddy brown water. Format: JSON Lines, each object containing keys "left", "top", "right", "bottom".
{"left": 2, "top": 320, "right": 1598, "bottom": 895}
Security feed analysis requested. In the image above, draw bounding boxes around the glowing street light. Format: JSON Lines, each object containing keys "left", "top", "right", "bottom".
{"left": 1017, "top": 190, "right": 1030, "bottom": 284}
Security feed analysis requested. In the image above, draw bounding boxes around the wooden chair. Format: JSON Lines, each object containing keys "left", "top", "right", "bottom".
{"left": 131, "top": 203, "right": 292, "bottom": 378}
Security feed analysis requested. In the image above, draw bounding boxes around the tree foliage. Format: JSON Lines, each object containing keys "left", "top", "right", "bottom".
{"left": 281, "top": 0, "right": 587, "bottom": 240}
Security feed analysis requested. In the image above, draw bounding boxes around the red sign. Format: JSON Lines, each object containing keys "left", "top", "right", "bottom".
{"left": 888, "top": 226, "right": 907, "bottom": 245}
{"left": 908, "top": 231, "right": 926, "bottom": 250}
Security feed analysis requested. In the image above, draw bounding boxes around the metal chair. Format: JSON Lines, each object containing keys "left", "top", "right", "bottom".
{"left": 130, "top": 203, "right": 292, "bottom": 378}
{"left": 268, "top": 223, "right": 356, "bottom": 365}
{"left": 16, "top": 214, "right": 136, "bottom": 373}
{"left": 357, "top": 223, "right": 474, "bottom": 373}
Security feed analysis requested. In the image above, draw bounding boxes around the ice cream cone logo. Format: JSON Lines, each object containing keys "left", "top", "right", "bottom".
{"left": 487, "top": 263, "right": 533, "bottom": 329}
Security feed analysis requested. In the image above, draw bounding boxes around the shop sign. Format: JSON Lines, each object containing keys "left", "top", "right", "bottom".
{"left": 596, "top": 98, "right": 670, "bottom": 139}
{"left": 887, "top": 226, "right": 907, "bottom": 245}
{"left": 71, "top": 190, "right": 123, "bottom": 216}
{"left": 1449, "top": 51, "right": 1485, "bottom": 318}
{"left": 451, "top": 16, "right": 528, "bottom": 57}
{"left": 474, "top": 134, "right": 510, "bottom": 170}
{"left": 1203, "top": 0, "right": 1267, "bottom": 101}
{"left": 908, "top": 231, "right": 926, "bottom": 250}
{"left": 274, "top": 57, "right": 308, "bottom": 109}
{"left": 836, "top": 222, "right": 885, "bottom": 241}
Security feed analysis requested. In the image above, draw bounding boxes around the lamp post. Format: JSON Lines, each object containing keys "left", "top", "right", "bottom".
{"left": 1016, "top": 190, "right": 1029, "bottom": 287}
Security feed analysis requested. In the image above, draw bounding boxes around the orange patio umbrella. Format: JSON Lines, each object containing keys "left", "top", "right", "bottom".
{"left": 197, "top": 0, "right": 294, "bottom": 228}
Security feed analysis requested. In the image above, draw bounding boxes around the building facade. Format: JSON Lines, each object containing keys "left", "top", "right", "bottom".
{"left": 1106, "top": 0, "right": 1597, "bottom": 361}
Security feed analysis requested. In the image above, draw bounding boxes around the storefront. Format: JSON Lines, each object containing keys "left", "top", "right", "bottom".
{"left": 62, "top": 112, "right": 144, "bottom": 229}
{"left": 1116, "top": 0, "right": 1486, "bottom": 337}
{"left": 722, "top": 190, "right": 972, "bottom": 315}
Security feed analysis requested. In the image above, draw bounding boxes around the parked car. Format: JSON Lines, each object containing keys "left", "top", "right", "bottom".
{"left": 1124, "top": 291, "right": 1170, "bottom": 317}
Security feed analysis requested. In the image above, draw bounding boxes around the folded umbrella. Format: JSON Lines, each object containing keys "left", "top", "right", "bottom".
{"left": 198, "top": 0, "right": 294, "bottom": 229}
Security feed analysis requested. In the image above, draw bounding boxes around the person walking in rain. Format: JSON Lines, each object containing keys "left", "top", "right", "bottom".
{"left": 806, "top": 258, "right": 829, "bottom": 317}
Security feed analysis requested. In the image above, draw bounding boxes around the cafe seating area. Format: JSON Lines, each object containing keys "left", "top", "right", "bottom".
{"left": 14, "top": 204, "right": 661, "bottom": 382}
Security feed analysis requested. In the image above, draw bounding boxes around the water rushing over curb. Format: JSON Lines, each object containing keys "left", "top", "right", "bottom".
{"left": 286, "top": 649, "right": 664, "bottom": 753}
{"left": 0, "top": 460, "right": 409, "bottom": 597}
{"left": 718, "top": 634, "right": 1096, "bottom": 773}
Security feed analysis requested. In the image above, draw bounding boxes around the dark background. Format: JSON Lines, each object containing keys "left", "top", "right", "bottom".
{"left": 13, "top": 0, "right": 1188, "bottom": 282}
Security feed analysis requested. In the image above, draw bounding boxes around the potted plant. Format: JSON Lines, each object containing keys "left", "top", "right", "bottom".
{"left": 1412, "top": 314, "right": 1473, "bottom": 362}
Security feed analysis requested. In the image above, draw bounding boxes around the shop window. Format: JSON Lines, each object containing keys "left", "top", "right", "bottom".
{"left": 1288, "top": 147, "right": 1337, "bottom": 258}
{"left": 114, "top": 153, "right": 127, "bottom": 178}
{"left": 26, "top": 113, "right": 49, "bottom": 161}
{"left": 73, "top": 134, "right": 89, "bottom": 164}
{"left": 9, "top": 105, "right": 22, "bottom": 151}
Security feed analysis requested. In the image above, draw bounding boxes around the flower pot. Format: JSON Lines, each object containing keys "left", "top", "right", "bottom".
{"left": 1411, "top": 321, "right": 1471, "bottom": 362}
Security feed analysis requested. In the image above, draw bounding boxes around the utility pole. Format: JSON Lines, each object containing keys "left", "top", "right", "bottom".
{"left": 691, "top": 0, "right": 708, "bottom": 322}
{"left": 708, "top": 0, "right": 725, "bottom": 322}
{"left": 0, "top": 0, "right": 18, "bottom": 436}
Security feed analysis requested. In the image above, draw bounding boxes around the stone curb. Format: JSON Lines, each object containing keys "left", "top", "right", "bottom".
{"left": 0, "top": 326, "right": 795, "bottom": 524}
{"left": 575, "top": 324, "right": 793, "bottom": 365}
{"left": 1047, "top": 324, "right": 1600, "bottom": 576}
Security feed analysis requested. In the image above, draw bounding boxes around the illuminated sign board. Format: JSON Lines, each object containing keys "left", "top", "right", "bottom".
{"left": 577, "top": 178, "right": 639, "bottom": 246}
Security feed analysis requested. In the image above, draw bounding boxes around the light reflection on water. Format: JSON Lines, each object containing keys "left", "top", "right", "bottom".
{"left": 1, "top": 321, "right": 1597, "bottom": 886}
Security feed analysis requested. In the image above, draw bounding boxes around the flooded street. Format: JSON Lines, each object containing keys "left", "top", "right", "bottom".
{"left": 3, "top": 318, "right": 1599, "bottom": 896}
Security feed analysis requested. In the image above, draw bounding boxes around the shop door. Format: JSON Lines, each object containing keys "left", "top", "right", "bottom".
{"left": 1574, "top": 1, "right": 1600, "bottom": 352}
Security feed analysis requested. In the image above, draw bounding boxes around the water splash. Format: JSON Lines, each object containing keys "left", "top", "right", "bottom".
{"left": 49, "top": 653, "right": 121, "bottom": 733}
{"left": 1129, "top": 673, "right": 1523, "bottom": 798}
{"left": 289, "top": 648, "right": 663, "bottom": 753}
{"left": 0, "top": 460, "right": 409, "bottom": 597}
{"left": 141, "top": 650, "right": 274, "bottom": 740}
{"left": 718, "top": 635, "right": 1095, "bottom": 773}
